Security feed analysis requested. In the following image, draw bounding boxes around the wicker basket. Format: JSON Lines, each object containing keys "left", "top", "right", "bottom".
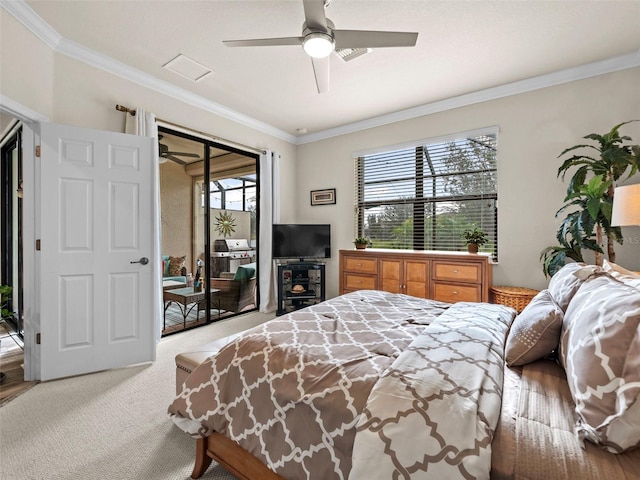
{"left": 490, "top": 286, "right": 540, "bottom": 313}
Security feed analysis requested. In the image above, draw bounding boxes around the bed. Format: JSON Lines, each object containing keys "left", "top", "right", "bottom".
{"left": 168, "top": 261, "right": 640, "bottom": 480}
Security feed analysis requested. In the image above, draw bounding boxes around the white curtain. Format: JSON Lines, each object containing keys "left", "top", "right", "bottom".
{"left": 125, "top": 110, "right": 163, "bottom": 342}
{"left": 259, "top": 150, "right": 279, "bottom": 312}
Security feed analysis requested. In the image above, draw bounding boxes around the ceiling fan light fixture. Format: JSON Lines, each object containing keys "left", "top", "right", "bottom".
{"left": 303, "top": 32, "right": 335, "bottom": 58}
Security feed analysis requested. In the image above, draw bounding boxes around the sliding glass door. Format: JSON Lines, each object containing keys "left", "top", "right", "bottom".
{"left": 0, "top": 127, "right": 23, "bottom": 336}
{"left": 158, "top": 127, "right": 259, "bottom": 335}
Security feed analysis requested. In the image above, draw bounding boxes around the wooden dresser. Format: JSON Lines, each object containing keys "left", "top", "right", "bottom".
{"left": 339, "top": 249, "right": 492, "bottom": 303}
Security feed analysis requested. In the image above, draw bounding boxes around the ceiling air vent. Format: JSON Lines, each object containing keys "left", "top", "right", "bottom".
{"left": 336, "top": 48, "right": 372, "bottom": 62}
{"left": 163, "top": 54, "right": 214, "bottom": 82}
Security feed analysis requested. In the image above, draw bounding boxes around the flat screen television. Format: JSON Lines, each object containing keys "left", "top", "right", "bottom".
{"left": 272, "top": 224, "right": 331, "bottom": 260}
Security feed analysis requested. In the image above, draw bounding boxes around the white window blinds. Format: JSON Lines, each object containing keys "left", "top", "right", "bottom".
{"left": 355, "top": 129, "right": 498, "bottom": 258}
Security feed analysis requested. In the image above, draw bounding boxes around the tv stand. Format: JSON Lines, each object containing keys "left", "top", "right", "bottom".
{"left": 276, "top": 262, "right": 325, "bottom": 316}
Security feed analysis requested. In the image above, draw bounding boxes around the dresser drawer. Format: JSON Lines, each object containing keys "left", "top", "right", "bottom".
{"left": 432, "top": 282, "right": 481, "bottom": 303}
{"left": 432, "top": 261, "right": 481, "bottom": 283}
{"left": 343, "top": 256, "right": 377, "bottom": 274}
{"left": 339, "top": 249, "right": 491, "bottom": 301}
{"left": 344, "top": 273, "right": 377, "bottom": 291}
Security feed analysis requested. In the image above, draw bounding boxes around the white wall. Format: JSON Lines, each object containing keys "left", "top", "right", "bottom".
{"left": 0, "top": 11, "right": 55, "bottom": 120}
{"left": 296, "top": 68, "right": 640, "bottom": 297}
{"left": 1, "top": 113, "right": 17, "bottom": 138}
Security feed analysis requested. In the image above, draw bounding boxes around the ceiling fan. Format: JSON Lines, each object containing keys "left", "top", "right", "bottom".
{"left": 223, "top": 0, "right": 418, "bottom": 93}
{"left": 158, "top": 135, "right": 200, "bottom": 164}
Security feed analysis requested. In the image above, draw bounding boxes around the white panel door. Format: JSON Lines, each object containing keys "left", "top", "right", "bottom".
{"left": 38, "top": 123, "right": 156, "bottom": 380}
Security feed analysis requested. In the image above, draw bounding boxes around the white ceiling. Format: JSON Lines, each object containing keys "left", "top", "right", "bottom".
{"left": 17, "top": 1, "right": 640, "bottom": 140}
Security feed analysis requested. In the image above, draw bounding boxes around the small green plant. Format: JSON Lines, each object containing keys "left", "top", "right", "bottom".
{"left": 354, "top": 237, "right": 369, "bottom": 245}
{"left": 0, "top": 285, "right": 13, "bottom": 320}
{"left": 463, "top": 228, "right": 488, "bottom": 245}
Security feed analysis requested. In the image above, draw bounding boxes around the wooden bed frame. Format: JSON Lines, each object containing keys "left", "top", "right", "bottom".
{"left": 192, "top": 432, "right": 285, "bottom": 480}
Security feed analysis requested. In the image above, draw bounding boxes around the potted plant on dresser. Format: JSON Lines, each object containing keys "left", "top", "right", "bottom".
{"left": 463, "top": 228, "right": 488, "bottom": 254}
{"left": 353, "top": 237, "right": 370, "bottom": 249}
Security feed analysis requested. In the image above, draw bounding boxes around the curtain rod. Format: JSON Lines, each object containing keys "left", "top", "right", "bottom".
{"left": 115, "top": 104, "right": 265, "bottom": 155}
{"left": 115, "top": 104, "right": 135, "bottom": 116}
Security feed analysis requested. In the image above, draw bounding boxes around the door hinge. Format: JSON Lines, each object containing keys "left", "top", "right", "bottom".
{"left": 36, "top": 333, "right": 41, "bottom": 345}
{"left": 35, "top": 145, "right": 41, "bottom": 157}
{"left": 36, "top": 239, "right": 41, "bottom": 251}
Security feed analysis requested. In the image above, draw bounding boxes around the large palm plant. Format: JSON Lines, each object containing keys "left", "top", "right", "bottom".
{"left": 541, "top": 121, "right": 639, "bottom": 277}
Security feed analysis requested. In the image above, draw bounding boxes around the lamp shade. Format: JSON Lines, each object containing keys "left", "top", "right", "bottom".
{"left": 611, "top": 184, "right": 640, "bottom": 226}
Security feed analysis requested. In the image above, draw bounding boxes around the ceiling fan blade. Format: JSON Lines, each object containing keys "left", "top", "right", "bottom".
{"left": 224, "top": 37, "right": 303, "bottom": 47}
{"left": 165, "top": 151, "right": 200, "bottom": 158}
{"left": 303, "top": 0, "right": 328, "bottom": 30}
{"left": 334, "top": 30, "right": 418, "bottom": 49}
{"left": 311, "top": 56, "right": 329, "bottom": 94}
{"left": 167, "top": 155, "right": 187, "bottom": 165}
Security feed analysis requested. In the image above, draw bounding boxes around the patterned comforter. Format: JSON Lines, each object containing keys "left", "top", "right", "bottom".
{"left": 168, "top": 290, "right": 515, "bottom": 479}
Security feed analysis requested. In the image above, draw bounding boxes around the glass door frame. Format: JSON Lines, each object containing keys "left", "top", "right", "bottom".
{"left": 158, "top": 126, "right": 260, "bottom": 328}
{"left": 1, "top": 126, "right": 23, "bottom": 336}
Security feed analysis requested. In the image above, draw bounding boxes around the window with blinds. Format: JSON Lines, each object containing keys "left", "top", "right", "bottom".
{"left": 354, "top": 128, "right": 498, "bottom": 259}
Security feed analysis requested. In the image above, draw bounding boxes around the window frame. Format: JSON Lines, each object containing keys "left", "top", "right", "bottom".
{"left": 353, "top": 126, "right": 499, "bottom": 259}
{"left": 205, "top": 176, "right": 256, "bottom": 212}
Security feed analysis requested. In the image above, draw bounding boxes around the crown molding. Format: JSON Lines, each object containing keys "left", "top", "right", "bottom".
{"left": 1, "top": 0, "right": 61, "bottom": 49}
{"left": 297, "top": 50, "right": 640, "bottom": 145}
{"left": 0, "top": 94, "right": 49, "bottom": 123}
{"left": 4, "top": 0, "right": 639, "bottom": 147}
{"left": 55, "top": 35, "right": 297, "bottom": 143}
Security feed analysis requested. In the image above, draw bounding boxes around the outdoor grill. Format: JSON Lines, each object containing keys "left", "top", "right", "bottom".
{"left": 212, "top": 239, "right": 255, "bottom": 276}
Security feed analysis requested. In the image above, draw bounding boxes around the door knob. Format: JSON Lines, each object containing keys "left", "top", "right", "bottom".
{"left": 131, "top": 257, "right": 149, "bottom": 265}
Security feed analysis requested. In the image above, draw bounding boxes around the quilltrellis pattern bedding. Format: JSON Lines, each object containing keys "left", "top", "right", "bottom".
{"left": 168, "top": 290, "right": 515, "bottom": 479}
{"left": 350, "top": 301, "right": 515, "bottom": 479}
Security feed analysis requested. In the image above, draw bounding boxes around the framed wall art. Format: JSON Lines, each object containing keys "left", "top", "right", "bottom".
{"left": 310, "top": 188, "right": 336, "bottom": 206}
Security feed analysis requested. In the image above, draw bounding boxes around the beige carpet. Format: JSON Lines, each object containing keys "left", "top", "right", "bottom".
{"left": 0, "top": 311, "right": 275, "bottom": 480}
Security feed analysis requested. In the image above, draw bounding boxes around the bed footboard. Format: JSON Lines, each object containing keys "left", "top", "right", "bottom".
{"left": 191, "top": 438, "right": 212, "bottom": 479}
{"left": 192, "top": 433, "right": 285, "bottom": 480}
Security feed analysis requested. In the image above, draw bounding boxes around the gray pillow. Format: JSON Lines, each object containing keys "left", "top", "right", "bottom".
{"left": 547, "top": 262, "right": 585, "bottom": 311}
{"left": 505, "top": 289, "right": 563, "bottom": 367}
{"left": 560, "top": 274, "right": 640, "bottom": 453}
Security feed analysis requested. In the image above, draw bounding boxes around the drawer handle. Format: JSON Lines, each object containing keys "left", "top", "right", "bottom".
{"left": 453, "top": 269, "right": 459, "bottom": 273}
{"left": 356, "top": 263, "right": 362, "bottom": 266}
{"left": 452, "top": 291, "right": 458, "bottom": 295}
{"left": 357, "top": 280, "right": 362, "bottom": 284}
